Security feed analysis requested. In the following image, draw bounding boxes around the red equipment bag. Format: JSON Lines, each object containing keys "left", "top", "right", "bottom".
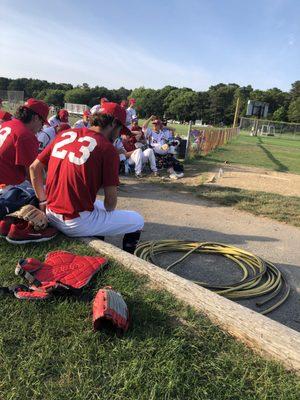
{"left": 1, "top": 251, "right": 107, "bottom": 300}
{"left": 93, "top": 287, "right": 130, "bottom": 334}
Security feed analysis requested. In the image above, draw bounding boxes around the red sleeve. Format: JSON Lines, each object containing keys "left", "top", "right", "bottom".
{"left": 15, "top": 134, "right": 39, "bottom": 167}
{"left": 102, "top": 145, "right": 120, "bottom": 187}
{"left": 37, "top": 141, "right": 54, "bottom": 166}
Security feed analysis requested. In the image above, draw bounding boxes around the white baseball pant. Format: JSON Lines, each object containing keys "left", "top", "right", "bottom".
{"left": 128, "top": 148, "right": 157, "bottom": 174}
{"left": 46, "top": 200, "right": 144, "bottom": 237}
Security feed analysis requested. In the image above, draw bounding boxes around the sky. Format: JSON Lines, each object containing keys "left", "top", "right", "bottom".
{"left": 0, "top": 0, "right": 299, "bottom": 92}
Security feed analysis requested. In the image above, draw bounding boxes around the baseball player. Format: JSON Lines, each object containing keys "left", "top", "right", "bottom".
{"left": 125, "top": 99, "right": 137, "bottom": 127}
{"left": 73, "top": 110, "right": 91, "bottom": 128}
{"left": 30, "top": 102, "right": 144, "bottom": 253}
{"left": 90, "top": 97, "right": 109, "bottom": 115}
{"left": 36, "top": 123, "right": 71, "bottom": 152}
{"left": 143, "top": 116, "right": 184, "bottom": 179}
{"left": 48, "top": 109, "right": 69, "bottom": 128}
{"left": 0, "top": 98, "right": 49, "bottom": 191}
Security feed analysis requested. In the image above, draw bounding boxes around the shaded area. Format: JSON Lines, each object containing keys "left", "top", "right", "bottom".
{"left": 257, "top": 137, "right": 288, "bottom": 172}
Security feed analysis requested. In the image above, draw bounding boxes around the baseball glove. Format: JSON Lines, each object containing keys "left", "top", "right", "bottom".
{"left": 93, "top": 287, "right": 130, "bottom": 335}
{"left": 9, "top": 205, "right": 48, "bottom": 231}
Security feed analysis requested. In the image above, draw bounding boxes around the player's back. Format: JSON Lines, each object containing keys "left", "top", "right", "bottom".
{"left": 42, "top": 127, "right": 119, "bottom": 219}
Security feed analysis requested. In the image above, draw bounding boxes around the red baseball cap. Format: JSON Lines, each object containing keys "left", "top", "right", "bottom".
{"left": 83, "top": 110, "right": 91, "bottom": 117}
{"left": 100, "top": 102, "right": 131, "bottom": 135}
{"left": 23, "top": 98, "right": 49, "bottom": 123}
{"left": 0, "top": 110, "right": 12, "bottom": 121}
{"left": 58, "top": 109, "right": 69, "bottom": 122}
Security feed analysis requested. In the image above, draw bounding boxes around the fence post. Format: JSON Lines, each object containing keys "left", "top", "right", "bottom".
{"left": 184, "top": 121, "right": 192, "bottom": 161}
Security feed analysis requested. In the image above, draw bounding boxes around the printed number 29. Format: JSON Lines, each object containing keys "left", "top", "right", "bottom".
{"left": 52, "top": 131, "right": 97, "bottom": 165}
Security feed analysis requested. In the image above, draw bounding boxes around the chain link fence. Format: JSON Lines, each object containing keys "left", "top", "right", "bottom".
{"left": 240, "top": 117, "right": 300, "bottom": 138}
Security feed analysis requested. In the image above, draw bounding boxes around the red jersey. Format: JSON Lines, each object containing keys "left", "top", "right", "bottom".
{"left": 0, "top": 119, "right": 39, "bottom": 185}
{"left": 122, "top": 135, "right": 137, "bottom": 152}
{"left": 38, "top": 127, "right": 119, "bottom": 219}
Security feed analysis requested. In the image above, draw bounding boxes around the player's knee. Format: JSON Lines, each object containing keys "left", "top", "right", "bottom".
{"left": 132, "top": 211, "right": 144, "bottom": 230}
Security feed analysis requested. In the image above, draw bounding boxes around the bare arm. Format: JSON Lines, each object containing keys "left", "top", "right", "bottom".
{"left": 142, "top": 115, "right": 156, "bottom": 132}
{"left": 103, "top": 186, "right": 118, "bottom": 211}
{"left": 29, "top": 159, "right": 47, "bottom": 211}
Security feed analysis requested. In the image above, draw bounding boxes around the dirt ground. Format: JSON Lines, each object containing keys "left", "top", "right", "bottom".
{"left": 182, "top": 163, "right": 300, "bottom": 196}
{"left": 100, "top": 178, "right": 300, "bottom": 332}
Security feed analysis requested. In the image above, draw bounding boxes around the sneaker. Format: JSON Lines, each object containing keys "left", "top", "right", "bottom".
{"left": 169, "top": 173, "right": 178, "bottom": 180}
{"left": 6, "top": 222, "right": 58, "bottom": 244}
{"left": 175, "top": 172, "right": 184, "bottom": 178}
{"left": 135, "top": 173, "right": 144, "bottom": 179}
{"left": 0, "top": 217, "right": 26, "bottom": 238}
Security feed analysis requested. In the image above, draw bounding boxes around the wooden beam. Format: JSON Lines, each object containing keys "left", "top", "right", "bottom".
{"left": 83, "top": 238, "right": 300, "bottom": 375}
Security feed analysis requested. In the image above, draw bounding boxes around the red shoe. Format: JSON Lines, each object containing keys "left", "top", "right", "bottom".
{"left": 0, "top": 217, "right": 27, "bottom": 238}
{"left": 6, "top": 222, "right": 58, "bottom": 244}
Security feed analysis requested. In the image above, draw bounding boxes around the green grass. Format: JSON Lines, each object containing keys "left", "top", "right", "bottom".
{"left": 196, "top": 186, "right": 300, "bottom": 227}
{"left": 199, "top": 133, "right": 300, "bottom": 174}
{"left": 0, "top": 237, "right": 299, "bottom": 399}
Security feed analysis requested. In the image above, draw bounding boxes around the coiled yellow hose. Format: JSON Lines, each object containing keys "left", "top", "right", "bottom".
{"left": 134, "top": 240, "right": 290, "bottom": 314}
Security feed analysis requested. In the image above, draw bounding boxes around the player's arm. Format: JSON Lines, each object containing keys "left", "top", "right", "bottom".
{"left": 142, "top": 115, "right": 156, "bottom": 131}
{"left": 29, "top": 159, "right": 47, "bottom": 211}
{"left": 29, "top": 144, "right": 52, "bottom": 211}
{"left": 103, "top": 186, "right": 117, "bottom": 211}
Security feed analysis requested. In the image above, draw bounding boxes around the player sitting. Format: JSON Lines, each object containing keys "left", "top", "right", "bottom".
{"left": 30, "top": 102, "right": 144, "bottom": 254}
{"left": 143, "top": 116, "right": 184, "bottom": 179}
{"left": 73, "top": 110, "right": 91, "bottom": 128}
{"left": 0, "top": 98, "right": 49, "bottom": 194}
{"left": 48, "top": 109, "right": 69, "bottom": 128}
{"left": 36, "top": 123, "right": 71, "bottom": 152}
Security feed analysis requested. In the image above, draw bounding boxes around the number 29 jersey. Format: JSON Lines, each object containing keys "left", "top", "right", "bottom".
{"left": 38, "top": 127, "right": 120, "bottom": 219}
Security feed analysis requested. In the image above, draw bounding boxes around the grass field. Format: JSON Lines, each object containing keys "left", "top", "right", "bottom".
{"left": 200, "top": 132, "right": 300, "bottom": 174}
{"left": 0, "top": 237, "right": 299, "bottom": 399}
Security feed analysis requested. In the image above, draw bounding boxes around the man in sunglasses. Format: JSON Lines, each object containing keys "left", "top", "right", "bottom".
{"left": 30, "top": 102, "right": 144, "bottom": 253}
{"left": 0, "top": 98, "right": 49, "bottom": 192}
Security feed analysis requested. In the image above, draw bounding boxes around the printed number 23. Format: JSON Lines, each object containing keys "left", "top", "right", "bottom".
{"left": 52, "top": 131, "right": 97, "bottom": 165}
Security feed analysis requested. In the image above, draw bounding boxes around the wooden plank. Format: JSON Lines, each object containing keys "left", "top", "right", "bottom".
{"left": 83, "top": 238, "right": 300, "bottom": 375}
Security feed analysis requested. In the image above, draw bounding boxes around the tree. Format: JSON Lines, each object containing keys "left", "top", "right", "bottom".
{"left": 166, "top": 91, "right": 199, "bottom": 122}
{"left": 43, "top": 89, "right": 66, "bottom": 107}
{"left": 64, "top": 88, "right": 91, "bottom": 105}
{"left": 290, "top": 81, "right": 300, "bottom": 100}
{"left": 288, "top": 98, "right": 300, "bottom": 123}
{"left": 207, "top": 83, "right": 238, "bottom": 125}
{"left": 273, "top": 106, "right": 287, "bottom": 121}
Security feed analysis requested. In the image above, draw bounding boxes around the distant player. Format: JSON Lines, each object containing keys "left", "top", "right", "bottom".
{"left": 125, "top": 99, "right": 137, "bottom": 127}
{"left": 90, "top": 97, "right": 109, "bottom": 114}
{"left": 30, "top": 102, "right": 144, "bottom": 253}
{"left": 143, "top": 115, "right": 184, "bottom": 179}
{"left": 36, "top": 123, "right": 71, "bottom": 152}
{"left": 48, "top": 109, "right": 69, "bottom": 127}
{"left": 73, "top": 110, "right": 91, "bottom": 128}
{"left": 0, "top": 98, "right": 49, "bottom": 189}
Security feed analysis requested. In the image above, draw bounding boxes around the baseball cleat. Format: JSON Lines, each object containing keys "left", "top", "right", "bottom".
{"left": 6, "top": 222, "right": 58, "bottom": 244}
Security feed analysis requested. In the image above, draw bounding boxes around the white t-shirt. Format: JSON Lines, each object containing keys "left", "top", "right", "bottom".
{"left": 90, "top": 104, "right": 101, "bottom": 115}
{"left": 36, "top": 126, "right": 56, "bottom": 152}
{"left": 73, "top": 119, "right": 91, "bottom": 128}
{"left": 48, "top": 115, "right": 61, "bottom": 128}
{"left": 126, "top": 107, "right": 137, "bottom": 126}
{"left": 145, "top": 128, "right": 169, "bottom": 155}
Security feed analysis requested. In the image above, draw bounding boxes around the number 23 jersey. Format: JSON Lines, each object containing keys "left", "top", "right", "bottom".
{"left": 38, "top": 127, "right": 119, "bottom": 219}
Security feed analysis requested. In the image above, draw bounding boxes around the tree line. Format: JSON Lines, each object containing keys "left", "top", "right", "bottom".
{"left": 0, "top": 77, "right": 299, "bottom": 125}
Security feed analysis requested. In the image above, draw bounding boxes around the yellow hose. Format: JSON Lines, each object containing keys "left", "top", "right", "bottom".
{"left": 134, "top": 240, "right": 290, "bottom": 314}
